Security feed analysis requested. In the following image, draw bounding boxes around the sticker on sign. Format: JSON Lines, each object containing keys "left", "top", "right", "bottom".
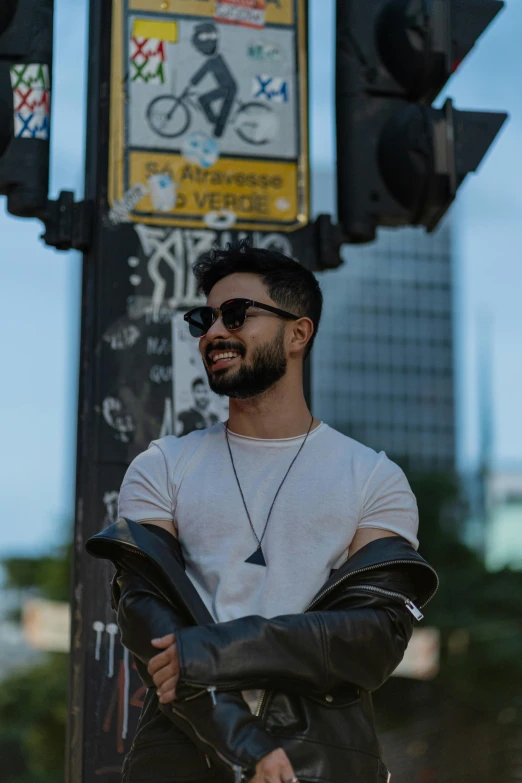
{"left": 215, "top": 0, "right": 266, "bottom": 29}
{"left": 252, "top": 75, "right": 290, "bottom": 103}
{"left": 10, "top": 64, "right": 51, "bottom": 140}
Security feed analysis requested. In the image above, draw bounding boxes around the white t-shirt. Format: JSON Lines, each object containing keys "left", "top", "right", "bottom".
{"left": 118, "top": 422, "right": 419, "bottom": 713}
{"left": 118, "top": 422, "right": 419, "bottom": 621}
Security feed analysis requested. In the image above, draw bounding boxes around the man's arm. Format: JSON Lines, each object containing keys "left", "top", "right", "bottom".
{"left": 148, "top": 525, "right": 397, "bottom": 688}
{"left": 152, "top": 531, "right": 425, "bottom": 703}
{"left": 113, "top": 549, "right": 282, "bottom": 779}
{"left": 175, "top": 575, "right": 416, "bottom": 696}
{"left": 348, "top": 527, "right": 399, "bottom": 557}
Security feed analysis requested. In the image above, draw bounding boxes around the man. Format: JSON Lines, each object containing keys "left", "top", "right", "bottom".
{"left": 87, "top": 242, "right": 438, "bottom": 783}
{"left": 177, "top": 377, "right": 219, "bottom": 435}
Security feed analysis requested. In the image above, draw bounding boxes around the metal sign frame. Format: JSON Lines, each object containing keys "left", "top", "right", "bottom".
{"left": 108, "top": 0, "right": 309, "bottom": 231}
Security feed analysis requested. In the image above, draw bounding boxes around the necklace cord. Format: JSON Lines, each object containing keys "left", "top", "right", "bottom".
{"left": 225, "top": 414, "right": 315, "bottom": 550}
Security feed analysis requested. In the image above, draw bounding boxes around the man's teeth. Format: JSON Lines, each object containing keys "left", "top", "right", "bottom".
{"left": 212, "top": 352, "right": 239, "bottom": 363}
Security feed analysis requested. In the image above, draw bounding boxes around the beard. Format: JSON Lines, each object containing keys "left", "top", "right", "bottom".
{"left": 207, "top": 324, "right": 287, "bottom": 400}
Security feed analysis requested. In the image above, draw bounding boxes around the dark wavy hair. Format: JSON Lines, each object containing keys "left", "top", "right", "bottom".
{"left": 192, "top": 241, "right": 323, "bottom": 357}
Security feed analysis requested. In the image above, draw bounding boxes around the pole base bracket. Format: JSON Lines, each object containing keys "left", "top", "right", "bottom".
{"left": 41, "top": 191, "right": 94, "bottom": 252}
{"left": 314, "top": 213, "right": 345, "bottom": 270}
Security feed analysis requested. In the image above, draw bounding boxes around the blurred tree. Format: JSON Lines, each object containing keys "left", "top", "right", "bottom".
{"left": 406, "top": 470, "right": 522, "bottom": 709}
{"left": 3, "top": 541, "right": 71, "bottom": 601}
{"left": 0, "top": 535, "right": 71, "bottom": 783}
{"left": 0, "top": 654, "right": 68, "bottom": 783}
{"left": 374, "top": 469, "right": 522, "bottom": 783}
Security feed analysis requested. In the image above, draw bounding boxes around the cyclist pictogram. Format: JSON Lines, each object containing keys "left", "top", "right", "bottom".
{"left": 146, "top": 22, "right": 278, "bottom": 145}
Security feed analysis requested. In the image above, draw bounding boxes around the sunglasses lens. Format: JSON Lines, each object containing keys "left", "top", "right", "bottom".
{"left": 186, "top": 307, "right": 213, "bottom": 337}
{"left": 222, "top": 300, "right": 248, "bottom": 331}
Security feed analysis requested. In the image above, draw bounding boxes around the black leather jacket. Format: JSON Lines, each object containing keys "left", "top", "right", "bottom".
{"left": 86, "top": 519, "right": 438, "bottom": 783}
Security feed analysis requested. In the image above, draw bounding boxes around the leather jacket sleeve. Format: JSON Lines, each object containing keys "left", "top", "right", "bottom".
{"left": 174, "top": 566, "right": 418, "bottom": 696}
{"left": 111, "top": 547, "right": 278, "bottom": 778}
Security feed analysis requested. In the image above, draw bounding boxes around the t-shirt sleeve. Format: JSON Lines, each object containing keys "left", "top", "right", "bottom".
{"left": 357, "top": 452, "right": 419, "bottom": 549}
{"left": 118, "top": 442, "right": 174, "bottom": 524}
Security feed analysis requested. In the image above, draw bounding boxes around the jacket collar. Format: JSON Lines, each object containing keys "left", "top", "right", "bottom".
{"left": 87, "top": 522, "right": 438, "bottom": 619}
{"left": 86, "top": 518, "right": 214, "bottom": 625}
{"left": 308, "top": 536, "right": 439, "bottom": 610}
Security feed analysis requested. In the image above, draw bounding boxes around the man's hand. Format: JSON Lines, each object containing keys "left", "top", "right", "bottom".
{"left": 148, "top": 634, "right": 179, "bottom": 703}
{"left": 149, "top": 639, "right": 297, "bottom": 783}
{"left": 251, "top": 748, "right": 297, "bottom": 783}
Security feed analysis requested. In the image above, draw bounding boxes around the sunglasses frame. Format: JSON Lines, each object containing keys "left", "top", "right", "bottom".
{"left": 184, "top": 298, "right": 299, "bottom": 337}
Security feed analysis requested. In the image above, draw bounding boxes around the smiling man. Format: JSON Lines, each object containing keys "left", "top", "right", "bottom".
{"left": 89, "top": 242, "right": 438, "bottom": 783}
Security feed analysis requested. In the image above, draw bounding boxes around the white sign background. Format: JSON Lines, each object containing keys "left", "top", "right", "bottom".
{"left": 128, "top": 16, "right": 297, "bottom": 160}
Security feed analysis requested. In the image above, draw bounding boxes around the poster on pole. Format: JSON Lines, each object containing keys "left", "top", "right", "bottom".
{"left": 108, "top": 0, "right": 309, "bottom": 232}
{"left": 172, "top": 312, "right": 229, "bottom": 437}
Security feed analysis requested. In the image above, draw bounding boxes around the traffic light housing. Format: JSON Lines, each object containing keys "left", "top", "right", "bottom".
{"left": 0, "top": 0, "right": 53, "bottom": 218}
{"left": 336, "top": 0, "right": 508, "bottom": 243}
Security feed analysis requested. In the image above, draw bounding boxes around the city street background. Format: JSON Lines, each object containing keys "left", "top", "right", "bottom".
{"left": 1, "top": 2, "right": 521, "bottom": 782}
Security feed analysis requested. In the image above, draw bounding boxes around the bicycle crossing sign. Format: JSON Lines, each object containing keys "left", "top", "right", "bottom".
{"left": 108, "top": 0, "right": 309, "bottom": 232}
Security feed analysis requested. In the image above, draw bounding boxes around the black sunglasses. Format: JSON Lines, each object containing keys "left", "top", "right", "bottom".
{"left": 184, "top": 298, "right": 299, "bottom": 338}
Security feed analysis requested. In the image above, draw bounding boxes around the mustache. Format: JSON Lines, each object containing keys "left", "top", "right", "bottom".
{"left": 206, "top": 341, "right": 245, "bottom": 361}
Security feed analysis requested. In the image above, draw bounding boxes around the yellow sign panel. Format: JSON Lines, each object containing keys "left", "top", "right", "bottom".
{"left": 133, "top": 19, "right": 179, "bottom": 42}
{"left": 129, "top": 153, "right": 298, "bottom": 225}
{"left": 109, "top": 0, "right": 308, "bottom": 230}
{"left": 128, "top": 0, "right": 294, "bottom": 26}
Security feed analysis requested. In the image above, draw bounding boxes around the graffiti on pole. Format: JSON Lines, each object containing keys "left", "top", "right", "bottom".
{"left": 108, "top": 0, "right": 308, "bottom": 231}
{"left": 91, "top": 620, "right": 146, "bottom": 761}
{"left": 96, "top": 221, "right": 299, "bottom": 456}
{"left": 126, "top": 223, "right": 293, "bottom": 321}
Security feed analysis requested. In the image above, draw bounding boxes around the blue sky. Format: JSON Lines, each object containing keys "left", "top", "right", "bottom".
{"left": 0, "top": 0, "right": 521, "bottom": 555}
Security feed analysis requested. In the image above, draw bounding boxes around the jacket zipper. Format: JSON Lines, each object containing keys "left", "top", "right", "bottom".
{"left": 180, "top": 687, "right": 209, "bottom": 702}
{"left": 170, "top": 704, "right": 245, "bottom": 783}
{"left": 304, "top": 558, "right": 439, "bottom": 612}
{"left": 341, "top": 585, "right": 424, "bottom": 621}
{"left": 121, "top": 544, "right": 147, "bottom": 558}
{"left": 253, "top": 559, "right": 436, "bottom": 717}
{"left": 254, "top": 689, "right": 268, "bottom": 718}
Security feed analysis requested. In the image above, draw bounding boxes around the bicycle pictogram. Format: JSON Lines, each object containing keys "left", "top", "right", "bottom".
{"left": 146, "top": 22, "right": 278, "bottom": 146}
{"left": 146, "top": 86, "right": 279, "bottom": 145}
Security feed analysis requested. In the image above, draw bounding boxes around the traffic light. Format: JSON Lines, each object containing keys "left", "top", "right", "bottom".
{"left": 336, "top": 0, "right": 508, "bottom": 244}
{"left": 0, "top": 0, "right": 53, "bottom": 218}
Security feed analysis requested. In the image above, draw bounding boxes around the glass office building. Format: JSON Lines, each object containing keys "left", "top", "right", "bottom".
{"left": 311, "top": 170, "right": 456, "bottom": 472}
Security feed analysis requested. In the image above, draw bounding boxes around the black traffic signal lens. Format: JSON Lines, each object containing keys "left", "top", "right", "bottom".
{"left": 0, "top": 0, "right": 18, "bottom": 35}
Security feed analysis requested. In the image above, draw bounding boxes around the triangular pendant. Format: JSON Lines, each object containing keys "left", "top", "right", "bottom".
{"left": 245, "top": 547, "right": 266, "bottom": 566}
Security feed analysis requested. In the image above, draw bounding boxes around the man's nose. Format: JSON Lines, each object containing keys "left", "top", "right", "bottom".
{"left": 202, "top": 314, "right": 233, "bottom": 344}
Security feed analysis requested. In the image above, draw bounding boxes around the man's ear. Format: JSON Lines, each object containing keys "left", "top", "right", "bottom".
{"left": 289, "top": 317, "right": 314, "bottom": 356}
